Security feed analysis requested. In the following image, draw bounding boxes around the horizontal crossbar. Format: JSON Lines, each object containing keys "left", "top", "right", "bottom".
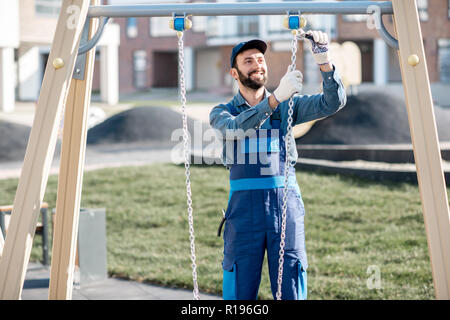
{"left": 87, "top": 1, "right": 394, "bottom": 18}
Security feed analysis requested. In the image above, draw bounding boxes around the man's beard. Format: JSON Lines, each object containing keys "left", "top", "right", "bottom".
{"left": 236, "top": 67, "right": 267, "bottom": 90}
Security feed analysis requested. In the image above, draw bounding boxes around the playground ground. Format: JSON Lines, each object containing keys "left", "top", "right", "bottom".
{"left": 1, "top": 84, "right": 449, "bottom": 300}
{"left": 22, "top": 262, "right": 221, "bottom": 300}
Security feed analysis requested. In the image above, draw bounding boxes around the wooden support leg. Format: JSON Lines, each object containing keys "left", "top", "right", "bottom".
{"left": 49, "top": 1, "right": 99, "bottom": 300}
{"left": 0, "top": 0, "right": 90, "bottom": 300}
{"left": 392, "top": 0, "right": 450, "bottom": 299}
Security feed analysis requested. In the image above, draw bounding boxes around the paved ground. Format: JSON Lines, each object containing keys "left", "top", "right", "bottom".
{"left": 22, "top": 263, "right": 221, "bottom": 300}
{"left": 0, "top": 142, "right": 177, "bottom": 180}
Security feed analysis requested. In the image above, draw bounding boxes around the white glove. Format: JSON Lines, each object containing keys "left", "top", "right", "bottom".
{"left": 273, "top": 70, "right": 303, "bottom": 103}
{"left": 304, "top": 30, "right": 331, "bottom": 65}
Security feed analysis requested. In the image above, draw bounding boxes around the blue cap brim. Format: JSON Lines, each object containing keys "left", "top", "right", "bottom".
{"left": 230, "top": 39, "right": 267, "bottom": 68}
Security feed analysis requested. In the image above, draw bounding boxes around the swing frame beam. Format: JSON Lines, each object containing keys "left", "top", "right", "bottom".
{"left": 80, "top": 1, "right": 398, "bottom": 58}
{"left": 0, "top": 0, "right": 449, "bottom": 300}
{"left": 86, "top": 1, "right": 394, "bottom": 17}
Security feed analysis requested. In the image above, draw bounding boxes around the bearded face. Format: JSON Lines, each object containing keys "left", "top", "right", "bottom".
{"left": 235, "top": 65, "right": 267, "bottom": 90}
{"left": 232, "top": 49, "right": 268, "bottom": 90}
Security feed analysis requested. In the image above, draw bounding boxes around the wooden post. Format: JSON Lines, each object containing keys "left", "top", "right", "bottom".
{"left": 392, "top": 0, "right": 450, "bottom": 299}
{"left": 48, "top": 0, "right": 99, "bottom": 300}
{"left": 0, "top": 0, "right": 90, "bottom": 299}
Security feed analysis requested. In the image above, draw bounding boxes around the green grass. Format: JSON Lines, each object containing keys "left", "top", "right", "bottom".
{"left": 0, "top": 163, "right": 442, "bottom": 299}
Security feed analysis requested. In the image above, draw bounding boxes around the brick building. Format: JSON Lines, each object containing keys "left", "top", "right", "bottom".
{"left": 107, "top": 0, "right": 332, "bottom": 94}
{"left": 108, "top": 0, "right": 450, "bottom": 96}
{"left": 0, "top": 0, "right": 120, "bottom": 112}
{"left": 98, "top": 14, "right": 208, "bottom": 94}
{"left": 337, "top": 0, "right": 450, "bottom": 84}
{"left": 2, "top": 0, "right": 449, "bottom": 112}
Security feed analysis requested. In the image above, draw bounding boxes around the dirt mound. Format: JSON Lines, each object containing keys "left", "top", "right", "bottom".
{"left": 297, "top": 90, "right": 450, "bottom": 145}
{"left": 0, "top": 120, "right": 31, "bottom": 162}
{"left": 87, "top": 106, "right": 209, "bottom": 145}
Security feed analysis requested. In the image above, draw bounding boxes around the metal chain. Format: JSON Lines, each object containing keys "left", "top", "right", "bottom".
{"left": 276, "top": 31, "right": 298, "bottom": 301}
{"left": 177, "top": 31, "right": 200, "bottom": 300}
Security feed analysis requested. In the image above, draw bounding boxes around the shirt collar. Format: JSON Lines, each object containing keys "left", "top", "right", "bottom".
{"left": 232, "top": 88, "right": 271, "bottom": 107}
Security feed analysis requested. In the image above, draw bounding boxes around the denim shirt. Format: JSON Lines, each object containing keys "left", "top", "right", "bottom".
{"left": 209, "top": 65, "right": 347, "bottom": 167}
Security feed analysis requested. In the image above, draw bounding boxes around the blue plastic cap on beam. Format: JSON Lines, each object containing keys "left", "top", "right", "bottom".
{"left": 174, "top": 17, "right": 185, "bottom": 31}
{"left": 288, "top": 15, "right": 300, "bottom": 29}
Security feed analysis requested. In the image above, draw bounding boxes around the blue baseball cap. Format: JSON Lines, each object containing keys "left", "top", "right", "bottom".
{"left": 230, "top": 39, "right": 267, "bottom": 68}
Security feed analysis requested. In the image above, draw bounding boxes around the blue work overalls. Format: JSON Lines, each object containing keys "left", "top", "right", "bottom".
{"left": 222, "top": 103, "right": 307, "bottom": 300}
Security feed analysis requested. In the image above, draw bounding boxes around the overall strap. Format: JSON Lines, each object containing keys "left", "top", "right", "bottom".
{"left": 270, "top": 108, "right": 281, "bottom": 130}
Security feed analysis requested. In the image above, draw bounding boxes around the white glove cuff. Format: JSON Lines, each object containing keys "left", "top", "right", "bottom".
{"left": 313, "top": 52, "right": 331, "bottom": 65}
{"left": 273, "top": 88, "right": 286, "bottom": 103}
{"left": 272, "top": 92, "right": 281, "bottom": 104}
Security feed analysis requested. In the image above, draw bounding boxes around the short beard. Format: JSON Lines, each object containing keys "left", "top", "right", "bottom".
{"left": 236, "top": 66, "right": 267, "bottom": 90}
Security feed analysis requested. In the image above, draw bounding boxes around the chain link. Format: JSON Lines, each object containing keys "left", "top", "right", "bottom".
{"left": 276, "top": 31, "right": 298, "bottom": 301}
{"left": 178, "top": 31, "right": 200, "bottom": 300}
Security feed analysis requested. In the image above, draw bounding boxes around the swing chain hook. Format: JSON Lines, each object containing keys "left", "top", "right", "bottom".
{"left": 276, "top": 28, "right": 298, "bottom": 301}
{"left": 283, "top": 11, "right": 307, "bottom": 34}
{"left": 176, "top": 23, "right": 200, "bottom": 300}
{"left": 284, "top": 11, "right": 312, "bottom": 43}
{"left": 169, "top": 13, "right": 192, "bottom": 36}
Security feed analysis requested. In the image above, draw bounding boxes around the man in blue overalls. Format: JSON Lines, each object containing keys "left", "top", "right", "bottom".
{"left": 209, "top": 31, "right": 346, "bottom": 300}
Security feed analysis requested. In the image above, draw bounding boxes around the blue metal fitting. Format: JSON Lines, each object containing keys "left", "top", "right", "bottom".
{"left": 174, "top": 17, "right": 185, "bottom": 31}
{"left": 283, "top": 12, "right": 306, "bottom": 31}
{"left": 288, "top": 15, "right": 300, "bottom": 29}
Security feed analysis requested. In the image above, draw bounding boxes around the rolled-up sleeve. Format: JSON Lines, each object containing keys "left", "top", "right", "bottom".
{"left": 291, "top": 64, "right": 347, "bottom": 125}
{"left": 209, "top": 98, "right": 274, "bottom": 139}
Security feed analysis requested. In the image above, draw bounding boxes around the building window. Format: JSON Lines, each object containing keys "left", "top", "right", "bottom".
{"left": 133, "top": 50, "right": 147, "bottom": 89}
{"left": 236, "top": 0, "right": 259, "bottom": 37}
{"left": 192, "top": 16, "right": 207, "bottom": 33}
{"left": 127, "top": 18, "right": 138, "bottom": 38}
{"left": 237, "top": 16, "right": 259, "bottom": 37}
{"left": 342, "top": 14, "right": 367, "bottom": 23}
{"left": 267, "top": 15, "right": 284, "bottom": 34}
{"left": 342, "top": 0, "right": 367, "bottom": 22}
{"left": 35, "top": 0, "right": 61, "bottom": 16}
{"left": 149, "top": 17, "right": 174, "bottom": 37}
{"left": 204, "top": 16, "right": 219, "bottom": 37}
{"left": 416, "top": 0, "right": 428, "bottom": 21}
{"left": 438, "top": 39, "right": 450, "bottom": 83}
